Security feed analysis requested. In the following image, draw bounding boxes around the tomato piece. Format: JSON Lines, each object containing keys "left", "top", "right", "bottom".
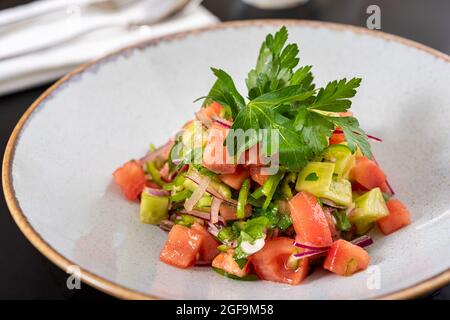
{"left": 289, "top": 191, "right": 333, "bottom": 248}
{"left": 250, "top": 237, "right": 309, "bottom": 285}
{"left": 219, "top": 203, "right": 251, "bottom": 220}
{"left": 329, "top": 132, "right": 346, "bottom": 145}
{"left": 219, "top": 166, "right": 249, "bottom": 190}
{"left": 191, "top": 223, "right": 220, "bottom": 263}
{"left": 159, "top": 225, "right": 203, "bottom": 269}
{"left": 377, "top": 199, "right": 411, "bottom": 235}
{"left": 350, "top": 156, "right": 387, "bottom": 190}
{"left": 323, "top": 239, "right": 370, "bottom": 276}
{"left": 203, "top": 101, "right": 222, "bottom": 118}
{"left": 249, "top": 166, "right": 269, "bottom": 186}
{"left": 212, "top": 250, "right": 250, "bottom": 278}
{"left": 322, "top": 207, "right": 339, "bottom": 240}
{"left": 202, "top": 123, "right": 236, "bottom": 174}
{"left": 113, "top": 161, "right": 146, "bottom": 201}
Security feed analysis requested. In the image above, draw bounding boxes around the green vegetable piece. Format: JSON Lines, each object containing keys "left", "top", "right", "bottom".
{"left": 174, "top": 214, "right": 196, "bottom": 227}
{"left": 217, "top": 244, "right": 229, "bottom": 252}
{"left": 322, "top": 144, "right": 355, "bottom": 179}
{"left": 351, "top": 187, "right": 389, "bottom": 234}
{"left": 237, "top": 179, "right": 250, "bottom": 219}
{"left": 218, "top": 227, "right": 239, "bottom": 242}
{"left": 332, "top": 210, "right": 352, "bottom": 232}
{"left": 170, "top": 189, "right": 192, "bottom": 202}
{"left": 146, "top": 161, "right": 164, "bottom": 187}
{"left": 139, "top": 192, "right": 169, "bottom": 224}
{"left": 212, "top": 182, "right": 232, "bottom": 200}
{"left": 196, "top": 194, "right": 213, "bottom": 208}
{"left": 251, "top": 186, "right": 264, "bottom": 199}
{"left": 182, "top": 178, "right": 198, "bottom": 192}
{"left": 212, "top": 267, "right": 257, "bottom": 281}
{"left": 296, "top": 162, "right": 335, "bottom": 196}
{"left": 262, "top": 172, "right": 284, "bottom": 209}
{"left": 320, "top": 179, "right": 353, "bottom": 207}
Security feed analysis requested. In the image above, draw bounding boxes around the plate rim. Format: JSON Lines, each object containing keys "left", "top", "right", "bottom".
{"left": 3, "top": 19, "right": 450, "bottom": 300}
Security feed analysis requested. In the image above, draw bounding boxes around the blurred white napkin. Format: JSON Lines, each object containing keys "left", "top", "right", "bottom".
{"left": 0, "top": 2, "right": 218, "bottom": 96}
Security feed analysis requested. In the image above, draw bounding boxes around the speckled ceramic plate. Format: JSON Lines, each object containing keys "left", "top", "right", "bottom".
{"left": 3, "top": 20, "right": 450, "bottom": 300}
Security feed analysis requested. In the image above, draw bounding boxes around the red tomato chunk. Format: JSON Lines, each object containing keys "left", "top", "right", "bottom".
{"left": 112, "top": 161, "right": 146, "bottom": 201}
{"left": 250, "top": 237, "right": 309, "bottom": 285}
{"left": 289, "top": 191, "right": 333, "bottom": 248}
{"left": 323, "top": 239, "right": 370, "bottom": 276}
{"left": 160, "top": 225, "right": 203, "bottom": 269}
{"left": 377, "top": 199, "right": 411, "bottom": 235}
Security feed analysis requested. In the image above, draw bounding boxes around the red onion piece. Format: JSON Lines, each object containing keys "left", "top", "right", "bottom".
{"left": 184, "top": 174, "right": 210, "bottom": 211}
{"left": 293, "top": 241, "right": 331, "bottom": 251}
{"left": 333, "top": 129, "right": 382, "bottom": 142}
{"left": 159, "top": 220, "right": 174, "bottom": 232}
{"left": 210, "top": 197, "right": 222, "bottom": 224}
{"left": 207, "top": 222, "right": 220, "bottom": 237}
{"left": 351, "top": 235, "right": 374, "bottom": 248}
{"left": 143, "top": 187, "right": 169, "bottom": 197}
{"left": 186, "top": 171, "right": 238, "bottom": 206}
{"left": 212, "top": 116, "right": 232, "bottom": 129}
{"left": 293, "top": 249, "right": 328, "bottom": 259}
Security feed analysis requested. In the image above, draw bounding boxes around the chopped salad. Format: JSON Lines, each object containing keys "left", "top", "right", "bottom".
{"left": 113, "top": 27, "right": 410, "bottom": 284}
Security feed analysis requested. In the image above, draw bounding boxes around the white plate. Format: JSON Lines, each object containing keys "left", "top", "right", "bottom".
{"left": 3, "top": 20, "right": 450, "bottom": 299}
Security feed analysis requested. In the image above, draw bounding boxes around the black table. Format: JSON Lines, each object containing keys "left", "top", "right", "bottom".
{"left": 0, "top": 0, "right": 449, "bottom": 299}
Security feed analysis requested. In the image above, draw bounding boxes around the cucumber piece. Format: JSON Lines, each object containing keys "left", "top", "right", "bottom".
{"left": 351, "top": 187, "right": 389, "bottom": 234}
{"left": 197, "top": 194, "right": 213, "bottom": 207}
{"left": 209, "top": 180, "right": 232, "bottom": 200}
{"left": 181, "top": 121, "right": 206, "bottom": 149}
{"left": 139, "top": 192, "right": 169, "bottom": 224}
{"left": 183, "top": 178, "right": 198, "bottom": 192}
{"left": 295, "top": 162, "right": 335, "bottom": 196}
{"left": 322, "top": 144, "right": 355, "bottom": 179}
{"left": 320, "top": 179, "right": 353, "bottom": 207}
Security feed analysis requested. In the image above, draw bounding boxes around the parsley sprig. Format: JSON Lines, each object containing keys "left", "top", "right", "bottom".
{"left": 200, "top": 26, "right": 372, "bottom": 170}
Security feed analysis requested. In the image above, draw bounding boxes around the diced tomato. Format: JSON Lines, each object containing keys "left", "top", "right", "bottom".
{"left": 288, "top": 191, "right": 333, "bottom": 248}
{"left": 250, "top": 237, "right": 309, "bottom": 285}
{"left": 203, "top": 123, "right": 236, "bottom": 174}
{"left": 323, "top": 239, "right": 370, "bottom": 276}
{"left": 159, "top": 225, "right": 203, "bottom": 269}
{"left": 212, "top": 250, "right": 250, "bottom": 278}
{"left": 191, "top": 223, "right": 220, "bottom": 262}
{"left": 322, "top": 207, "right": 339, "bottom": 240}
{"left": 249, "top": 166, "right": 269, "bottom": 185}
{"left": 219, "top": 166, "right": 249, "bottom": 190}
{"left": 377, "top": 199, "right": 411, "bottom": 235}
{"left": 350, "top": 156, "right": 387, "bottom": 190}
{"left": 329, "top": 132, "right": 346, "bottom": 145}
{"left": 112, "top": 161, "right": 146, "bottom": 201}
{"left": 219, "top": 203, "right": 251, "bottom": 220}
{"left": 203, "top": 101, "right": 222, "bottom": 118}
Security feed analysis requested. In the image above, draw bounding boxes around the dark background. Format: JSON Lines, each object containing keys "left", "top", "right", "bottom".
{"left": 0, "top": 0, "right": 449, "bottom": 300}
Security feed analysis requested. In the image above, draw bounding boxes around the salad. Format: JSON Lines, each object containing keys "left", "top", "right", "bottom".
{"left": 112, "top": 27, "right": 411, "bottom": 284}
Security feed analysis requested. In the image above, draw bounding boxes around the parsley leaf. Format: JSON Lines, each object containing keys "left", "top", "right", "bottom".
{"left": 246, "top": 26, "right": 301, "bottom": 99}
{"left": 332, "top": 210, "right": 352, "bottom": 232}
{"left": 329, "top": 116, "right": 372, "bottom": 158}
{"left": 310, "top": 78, "right": 361, "bottom": 112}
